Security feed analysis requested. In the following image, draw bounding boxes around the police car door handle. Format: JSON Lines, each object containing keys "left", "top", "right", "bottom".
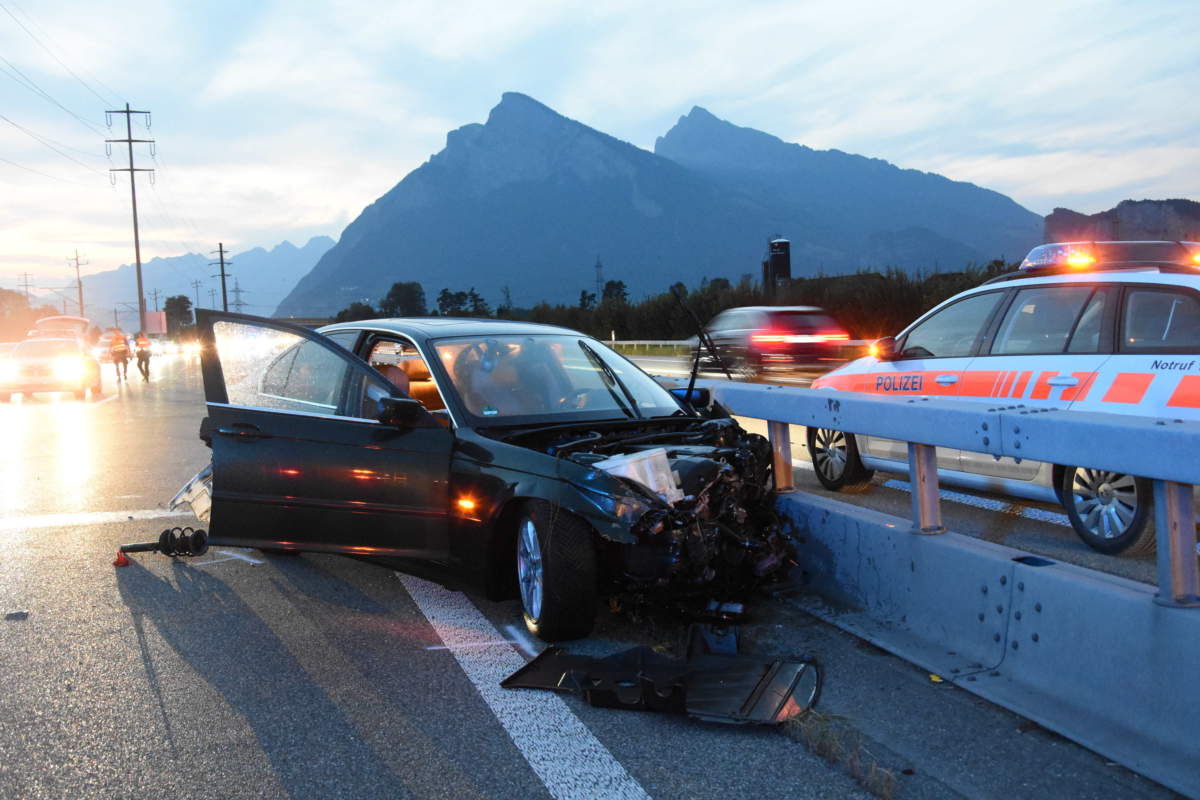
{"left": 217, "top": 423, "right": 272, "bottom": 440}
{"left": 1047, "top": 376, "right": 1079, "bottom": 387}
{"left": 934, "top": 375, "right": 958, "bottom": 385}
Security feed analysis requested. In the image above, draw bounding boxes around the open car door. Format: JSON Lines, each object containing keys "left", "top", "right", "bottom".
{"left": 195, "top": 310, "right": 453, "bottom": 558}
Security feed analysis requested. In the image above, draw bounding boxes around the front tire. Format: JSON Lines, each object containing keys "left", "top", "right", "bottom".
{"left": 516, "top": 500, "right": 596, "bottom": 641}
{"left": 1061, "top": 467, "right": 1154, "bottom": 556}
{"left": 806, "top": 427, "right": 875, "bottom": 493}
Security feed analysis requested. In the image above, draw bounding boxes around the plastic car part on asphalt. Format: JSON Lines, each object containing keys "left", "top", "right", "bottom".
{"left": 500, "top": 624, "right": 820, "bottom": 725}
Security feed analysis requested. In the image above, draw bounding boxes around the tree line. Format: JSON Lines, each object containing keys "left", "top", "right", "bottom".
{"left": 332, "top": 260, "right": 1015, "bottom": 340}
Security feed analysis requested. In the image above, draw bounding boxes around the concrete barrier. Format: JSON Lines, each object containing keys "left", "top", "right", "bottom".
{"left": 781, "top": 491, "right": 1200, "bottom": 796}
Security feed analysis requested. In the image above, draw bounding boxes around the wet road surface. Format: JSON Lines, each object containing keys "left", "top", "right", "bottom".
{"left": 0, "top": 356, "right": 1170, "bottom": 799}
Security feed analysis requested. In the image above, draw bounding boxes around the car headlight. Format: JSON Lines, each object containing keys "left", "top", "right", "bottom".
{"left": 578, "top": 484, "right": 656, "bottom": 525}
{"left": 53, "top": 357, "right": 85, "bottom": 381}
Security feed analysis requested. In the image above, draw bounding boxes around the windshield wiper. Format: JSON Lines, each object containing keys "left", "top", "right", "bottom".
{"left": 578, "top": 341, "right": 640, "bottom": 419}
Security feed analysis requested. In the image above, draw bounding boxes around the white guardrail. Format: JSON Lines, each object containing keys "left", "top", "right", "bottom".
{"left": 684, "top": 378, "right": 1200, "bottom": 794}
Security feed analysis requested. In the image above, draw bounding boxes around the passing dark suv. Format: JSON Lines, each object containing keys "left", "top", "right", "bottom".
{"left": 699, "top": 306, "right": 850, "bottom": 376}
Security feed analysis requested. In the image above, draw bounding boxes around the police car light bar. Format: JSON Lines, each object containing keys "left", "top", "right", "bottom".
{"left": 1019, "top": 243, "right": 1096, "bottom": 271}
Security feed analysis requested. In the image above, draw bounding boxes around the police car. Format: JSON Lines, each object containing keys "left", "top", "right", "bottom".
{"left": 807, "top": 241, "right": 1200, "bottom": 556}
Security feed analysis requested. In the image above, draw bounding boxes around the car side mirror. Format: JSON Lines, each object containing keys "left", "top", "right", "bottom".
{"left": 670, "top": 387, "right": 710, "bottom": 408}
{"left": 870, "top": 336, "right": 897, "bottom": 362}
{"left": 377, "top": 396, "right": 425, "bottom": 427}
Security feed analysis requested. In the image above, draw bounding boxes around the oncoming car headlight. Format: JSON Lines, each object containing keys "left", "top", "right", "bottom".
{"left": 53, "top": 357, "right": 85, "bottom": 382}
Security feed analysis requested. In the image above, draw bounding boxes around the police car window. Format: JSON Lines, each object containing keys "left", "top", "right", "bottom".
{"left": 1066, "top": 291, "right": 1108, "bottom": 353}
{"left": 901, "top": 292, "right": 1001, "bottom": 359}
{"left": 991, "top": 286, "right": 1093, "bottom": 355}
{"left": 1122, "top": 289, "right": 1200, "bottom": 350}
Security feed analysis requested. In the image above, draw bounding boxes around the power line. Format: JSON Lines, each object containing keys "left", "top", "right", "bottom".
{"left": 0, "top": 0, "right": 117, "bottom": 107}
{"left": 106, "top": 103, "right": 154, "bottom": 333}
{"left": 18, "top": 272, "right": 32, "bottom": 303}
{"left": 0, "top": 154, "right": 79, "bottom": 182}
{"left": 0, "top": 53, "right": 105, "bottom": 135}
{"left": 190, "top": 279, "right": 203, "bottom": 310}
{"left": 210, "top": 243, "right": 230, "bottom": 312}
{"left": 0, "top": 112, "right": 105, "bottom": 175}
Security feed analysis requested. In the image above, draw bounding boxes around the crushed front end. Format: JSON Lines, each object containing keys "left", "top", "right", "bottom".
{"left": 534, "top": 417, "right": 793, "bottom": 605}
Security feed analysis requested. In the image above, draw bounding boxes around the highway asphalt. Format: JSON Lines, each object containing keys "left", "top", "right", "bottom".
{"left": 0, "top": 356, "right": 1172, "bottom": 799}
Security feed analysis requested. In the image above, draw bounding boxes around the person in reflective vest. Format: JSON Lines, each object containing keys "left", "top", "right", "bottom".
{"left": 109, "top": 332, "right": 130, "bottom": 381}
{"left": 134, "top": 333, "right": 152, "bottom": 382}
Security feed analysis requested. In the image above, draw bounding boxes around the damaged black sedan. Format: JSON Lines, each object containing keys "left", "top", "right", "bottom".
{"left": 187, "top": 311, "right": 788, "bottom": 640}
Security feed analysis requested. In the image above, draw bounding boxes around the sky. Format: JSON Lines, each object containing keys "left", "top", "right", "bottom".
{"left": 2, "top": 0, "right": 1198, "bottom": 298}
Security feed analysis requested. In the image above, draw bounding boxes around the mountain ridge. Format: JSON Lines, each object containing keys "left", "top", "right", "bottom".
{"left": 274, "top": 94, "right": 1042, "bottom": 317}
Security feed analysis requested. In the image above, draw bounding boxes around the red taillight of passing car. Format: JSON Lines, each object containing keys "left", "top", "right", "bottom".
{"left": 752, "top": 330, "right": 849, "bottom": 346}
{"left": 750, "top": 331, "right": 790, "bottom": 346}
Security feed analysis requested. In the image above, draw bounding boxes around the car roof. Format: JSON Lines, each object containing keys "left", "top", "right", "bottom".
{"left": 319, "top": 317, "right": 584, "bottom": 342}
{"left": 964, "top": 268, "right": 1200, "bottom": 296}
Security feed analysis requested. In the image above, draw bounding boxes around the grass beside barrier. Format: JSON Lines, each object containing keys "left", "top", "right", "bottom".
{"left": 783, "top": 711, "right": 899, "bottom": 800}
{"left": 611, "top": 344, "right": 691, "bottom": 357}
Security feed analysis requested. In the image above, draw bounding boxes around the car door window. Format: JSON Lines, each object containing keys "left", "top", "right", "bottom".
{"left": 900, "top": 291, "right": 1002, "bottom": 359}
{"left": 1122, "top": 288, "right": 1200, "bottom": 350}
{"left": 214, "top": 319, "right": 369, "bottom": 417}
{"left": 991, "top": 286, "right": 1094, "bottom": 355}
{"left": 1066, "top": 290, "right": 1109, "bottom": 353}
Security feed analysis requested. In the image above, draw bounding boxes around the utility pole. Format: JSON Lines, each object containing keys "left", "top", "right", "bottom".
{"left": 594, "top": 258, "right": 604, "bottom": 300}
{"left": 210, "top": 243, "right": 231, "bottom": 312}
{"left": 149, "top": 287, "right": 161, "bottom": 312}
{"left": 67, "top": 250, "right": 87, "bottom": 316}
{"left": 229, "top": 278, "right": 247, "bottom": 313}
{"left": 106, "top": 103, "right": 154, "bottom": 334}
{"left": 18, "top": 272, "right": 33, "bottom": 304}
{"left": 190, "top": 279, "right": 203, "bottom": 310}
{"left": 208, "top": 288, "right": 218, "bottom": 308}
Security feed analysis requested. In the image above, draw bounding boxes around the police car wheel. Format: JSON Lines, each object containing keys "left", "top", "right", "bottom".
{"left": 806, "top": 427, "right": 874, "bottom": 493}
{"left": 1061, "top": 467, "right": 1155, "bottom": 557}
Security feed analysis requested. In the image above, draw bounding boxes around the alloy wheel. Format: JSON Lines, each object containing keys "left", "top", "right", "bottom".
{"left": 811, "top": 428, "right": 848, "bottom": 482}
{"left": 1069, "top": 468, "right": 1139, "bottom": 540}
{"left": 516, "top": 519, "right": 543, "bottom": 621}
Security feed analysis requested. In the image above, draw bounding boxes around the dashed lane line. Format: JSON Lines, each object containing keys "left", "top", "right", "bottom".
{"left": 0, "top": 508, "right": 194, "bottom": 531}
{"left": 396, "top": 573, "right": 651, "bottom": 800}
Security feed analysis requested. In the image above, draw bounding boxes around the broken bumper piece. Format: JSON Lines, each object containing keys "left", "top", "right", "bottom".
{"left": 501, "top": 630, "right": 820, "bottom": 725}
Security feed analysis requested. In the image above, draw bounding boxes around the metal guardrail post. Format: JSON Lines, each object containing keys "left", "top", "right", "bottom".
{"left": 768, "top": 421, "right": 794, "bottom": 493}
{"left": 1153, "top": 480, "right": 1200, "bottom": 607}
{"left": 907, "top": 442, "right": 944, "bottom": 534}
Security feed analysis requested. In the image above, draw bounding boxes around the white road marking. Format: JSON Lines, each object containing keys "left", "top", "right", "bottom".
{"left": 396, "top": 573, "right": 650, "bottom": 800}
{"left": 504, "top": 623, "right": 541, "bottom": 658}
{"left": 218, "top": 548, "right": 264, "bottom": 564}
{"left": 92, "top": 394, "right": 118, "bottom": 406}
{"left": 424, "top": 640, "right": 517, "bottom": 651}
{"left": 0, "top": 509, "right": 194, "bottom": 532}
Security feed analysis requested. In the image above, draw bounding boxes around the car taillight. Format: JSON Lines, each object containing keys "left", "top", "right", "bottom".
{"left": 816, "top": 330, "right": 850, "bottom": 342}
{"left": 750, "top": 331, "right": 789, "bottom": 346}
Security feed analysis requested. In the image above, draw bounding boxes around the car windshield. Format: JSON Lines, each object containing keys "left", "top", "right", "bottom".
{"left": 14, "top": 339, "right": 79, "bottom": 358}
{"left": 432, "top": 334, "right": 685, "bottom": 423}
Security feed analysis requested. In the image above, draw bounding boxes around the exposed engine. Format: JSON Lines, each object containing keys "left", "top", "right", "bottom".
{"left": 537, "top": 417, "right": 792, "bottom": 599}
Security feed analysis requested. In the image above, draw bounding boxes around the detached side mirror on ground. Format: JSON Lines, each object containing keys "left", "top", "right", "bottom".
{"left": 377, "top": 396, "right": 426, "bottom": 426}
{"left": 869, "top": 336, "right": 897, "bottom": 361}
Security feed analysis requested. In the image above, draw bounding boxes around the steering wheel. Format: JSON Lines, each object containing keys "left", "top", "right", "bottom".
{"left": 559, "top": 387, "right": 599, "bottom": 409}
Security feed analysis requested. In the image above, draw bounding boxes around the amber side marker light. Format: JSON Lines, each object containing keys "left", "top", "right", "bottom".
{"left": 1192, "top": 252, "right": 1200, "bottom": 266}
{"left": 455, "top": 497, "right": 477, "bottom": 513}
